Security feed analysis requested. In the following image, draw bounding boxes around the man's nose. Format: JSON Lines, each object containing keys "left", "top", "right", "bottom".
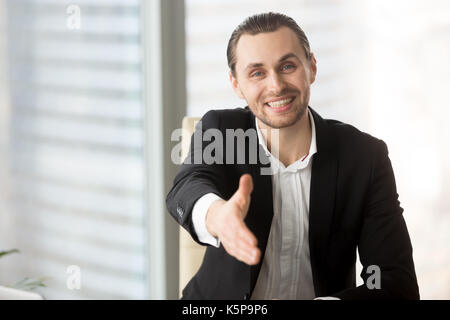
{"left": 267, "top": 72, "right": 286, "bottom": 94}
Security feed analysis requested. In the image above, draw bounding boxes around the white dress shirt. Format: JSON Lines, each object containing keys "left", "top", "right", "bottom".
{"left": 191, "top": 109, "right": 338, "bottom": 300}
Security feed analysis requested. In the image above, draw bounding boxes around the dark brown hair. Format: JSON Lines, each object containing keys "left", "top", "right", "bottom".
{"left": 227, "top": 12, "right": 312, "bottom": 77}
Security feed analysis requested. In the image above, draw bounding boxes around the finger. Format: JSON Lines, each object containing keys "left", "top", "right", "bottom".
{"left": 226, "top": 231, "right": 260, "bottom": 262}
{"left": 221, "top": 219, "right": 257, "bottom": 249}
{"left": 224, "top": 217, "right": 257, "bottom": 245}
{"left": 222, "top": 237, "right": 261, "bottom": 266}
{"left": 236, "top": 245, "right": 261, "bottom": 265}
{"left": 237, "top": 222, "right": 258, "bottom": 247}
{"left": 235, "top": 232, "right": 259, "bottom": 256}
{"left": 230, "top": 174, "right": 253, "bottom": 211}
{"left": 221, "top": 233, "right": 259, "bottom": 264}
{"left": 223, "top": 240, "right": 253, "bottom": 265}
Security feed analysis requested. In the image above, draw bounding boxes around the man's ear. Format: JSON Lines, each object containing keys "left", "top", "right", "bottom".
{"left": 229, "top": 71, "right": 245, "bottom": 99}
{"left": 309, "top": 53, "right": 317, "bottom": 84}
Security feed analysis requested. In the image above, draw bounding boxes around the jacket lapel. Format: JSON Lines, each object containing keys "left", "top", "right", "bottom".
{"left": 247, "top": 111, "right": 274, "bottom": 294}
{"left": 308, "top": 107, "right": 338, "bottom": 296}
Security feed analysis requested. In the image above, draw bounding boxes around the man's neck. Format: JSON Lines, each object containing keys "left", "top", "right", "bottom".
{"left": 258, "top": 110, "right": 312, "bottom": 167}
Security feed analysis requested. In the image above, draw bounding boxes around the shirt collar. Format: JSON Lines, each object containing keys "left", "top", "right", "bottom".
{"left": 255, "top": 108, "right": 317, "bottom": 171}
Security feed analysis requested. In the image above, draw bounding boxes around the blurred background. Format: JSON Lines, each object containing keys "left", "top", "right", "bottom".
{"left": 0, "top": 0, "right": 449, "bottom": 299}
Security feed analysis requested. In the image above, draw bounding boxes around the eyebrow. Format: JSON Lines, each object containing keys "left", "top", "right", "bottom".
{"left": 244, "top": 53, "right": 300, "bottom": 72}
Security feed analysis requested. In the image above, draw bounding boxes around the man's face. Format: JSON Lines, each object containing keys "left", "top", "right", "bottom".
{"left": 230, "top": 27, "right": 317, "bottom": 129}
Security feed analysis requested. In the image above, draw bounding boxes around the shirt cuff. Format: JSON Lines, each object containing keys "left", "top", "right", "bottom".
{"left": 192, "top": 193, "right": 223, "bottom": 248}
{"left": 314, "top": 296, "right": 341, "bottom": 300}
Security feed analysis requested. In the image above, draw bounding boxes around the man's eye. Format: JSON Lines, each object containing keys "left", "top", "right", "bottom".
{"left": 282, "top": 64, "right": 295, "bottom": 71}
{"left": 251, "top": 71, "right": 263, "bottom": 77}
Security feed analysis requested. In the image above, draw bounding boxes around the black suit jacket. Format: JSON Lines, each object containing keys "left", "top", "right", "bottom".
{"left": 166, "top": 106, "right": 420, "bottom": 300}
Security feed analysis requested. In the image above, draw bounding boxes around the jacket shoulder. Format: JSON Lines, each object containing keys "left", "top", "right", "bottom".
{"left": 198, "top": 107, "right": 253, "bottom": 131}
{"left": 324, "top": 118, "right": 387, "bottom": 156}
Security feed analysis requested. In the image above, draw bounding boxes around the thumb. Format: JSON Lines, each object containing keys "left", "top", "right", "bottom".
{"left": 238, "top": 173, "right": 253, "bottom": 197}
{"left": 231, "top": 174, "right": 253, "bottom": 214}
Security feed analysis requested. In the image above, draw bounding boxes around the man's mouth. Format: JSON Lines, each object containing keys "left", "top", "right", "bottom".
{"left": 265, "top": 96, "right": 295, "bottom": 111}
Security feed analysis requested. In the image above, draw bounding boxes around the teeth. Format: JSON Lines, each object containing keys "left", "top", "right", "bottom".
{"left": 267, "top": 97, "right": 293, "bottom": 108}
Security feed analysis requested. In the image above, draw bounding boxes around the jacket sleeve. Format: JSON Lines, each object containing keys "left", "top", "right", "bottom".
{"left": 166, "top": 110, "right": 227, "bottom": 245}
{"left": 333, "top": 139, "right": 420, "bottom": 299}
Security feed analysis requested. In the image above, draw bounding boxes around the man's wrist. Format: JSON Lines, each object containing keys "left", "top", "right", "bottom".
{"left": 192, "top": 193, "right": 223, "bottom": 247}
{"left": 205, "top": 199, "right": 226, "bottom": 238}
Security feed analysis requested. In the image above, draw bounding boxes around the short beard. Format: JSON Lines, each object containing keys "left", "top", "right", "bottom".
{"left": 257, "top": 102, "right": 308, "bottom": 129}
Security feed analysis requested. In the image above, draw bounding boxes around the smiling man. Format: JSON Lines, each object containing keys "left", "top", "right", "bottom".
{"left": 166, "top": 12, "right": 419, "bottom": 300}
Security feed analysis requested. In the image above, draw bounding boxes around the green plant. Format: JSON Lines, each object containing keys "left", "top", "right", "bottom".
{"left": 0, "top": 249, "right": 19, "bottom": 259}
{"left": 0, "top": 249, "right": 47, "bottom": 291}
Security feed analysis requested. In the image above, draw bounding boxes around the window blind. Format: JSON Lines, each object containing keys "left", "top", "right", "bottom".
{"left": 1, "top": 0, "right": 146, "bottom": 299}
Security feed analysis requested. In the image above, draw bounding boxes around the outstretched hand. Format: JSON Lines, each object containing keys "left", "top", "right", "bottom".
{"left": 205, "top": 174, "right": 261, "bottom": 265}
